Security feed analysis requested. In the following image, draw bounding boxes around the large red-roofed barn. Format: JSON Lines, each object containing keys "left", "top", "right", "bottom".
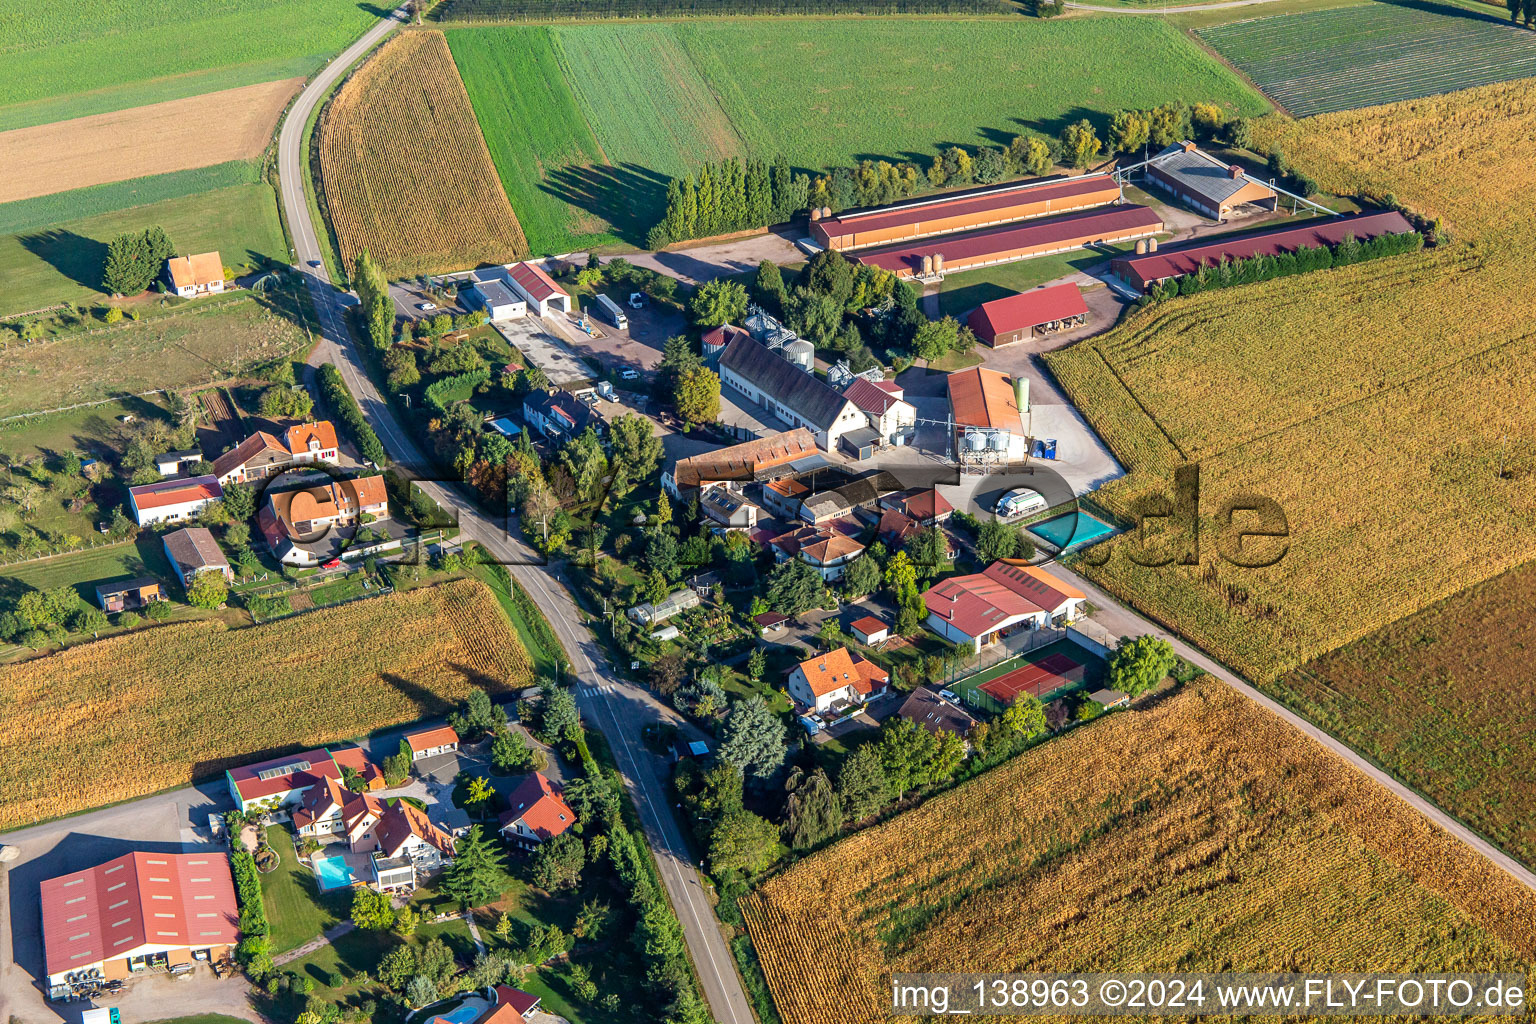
{"left": 811, "top": 173, "right": 1121, "bottom": 252}
{"left": 967, "top": 283, "right": 1089, "bottom": 347}
{"left": 1110, "top": 211, "right": 1416, "bottom": 292}
{"left": 40, "top": 851, "right": 238, "bottom": 985}
{"left": 856, "top": 205, "right": 1163, "bottom": 279}
{"left": 922, "top": 562, "right": 1086, "bottom": 652}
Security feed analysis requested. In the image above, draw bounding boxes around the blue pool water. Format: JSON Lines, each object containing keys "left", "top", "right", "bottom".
{"left": 314, "top": 854, "right": 359, "bottom": 891}
{"left": 488, "top": 417, "right": 519, "bottom": 436}
{"left": 433, "top": 1007, "right": 484, "bottom": 1024}
{"left": 1027, "top": 511, "right": 1117, "bottom": 552}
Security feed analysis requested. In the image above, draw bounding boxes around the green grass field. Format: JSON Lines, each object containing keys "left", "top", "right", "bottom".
{"left": 0, "top": 0, "right": 378, "bottom": 129}
{"left": 0, "top": 182, "right": 287, "bottom": 316}
{"left": 0, "top": 161, "right": 264, "bottom": 238}
{"left": 263, "top": 826, "right": 351, "bottom": 954}
{"left": 1199, "top": 1, "right": 1536, "bottom": 117}
{"left": 936, "top": 239, "right": 1155, "bottom": 318}
{"left": 2, "top": 291, "right": 311, "bottom": 418}
{"left": 448, "top": 18, "right": 1268, "bottom": 251}
{"left": 0, "top": 536, "right": 178, "bottom": 599}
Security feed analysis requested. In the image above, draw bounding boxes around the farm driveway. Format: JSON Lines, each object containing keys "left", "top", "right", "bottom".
{"left": 612, "top": 230, "right": 802, "bottom": 287}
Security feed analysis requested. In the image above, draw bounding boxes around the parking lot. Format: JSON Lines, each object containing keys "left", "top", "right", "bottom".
{"left": 546, "top": 296, "right": 685, "bottom": 377}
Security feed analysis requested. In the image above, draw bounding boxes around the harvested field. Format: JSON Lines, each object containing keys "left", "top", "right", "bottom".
{"left": 0, "top": 78, "right": 300, "bottom": 204}
{"left": 743, "top": 679, "right": 1536, "bottom": 1024}
{"left": 321, "top": 31, "right": 527, "bottom": 279}
{"left": 0, "top": 579, "right": 533, "bottom": 831}
{"left": 1199, "top": 2, "right": 1536, "bottom": 117}
{"left": 1043, "top": 79, "right": 1536, "bottom": 682}
{"left": 1274, "top": 558, "right": 1536, "bottom": 871}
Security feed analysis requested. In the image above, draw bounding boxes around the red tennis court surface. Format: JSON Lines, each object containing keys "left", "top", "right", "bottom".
{"left": 979, "top": 652, "right": 1085, "bottom": 704}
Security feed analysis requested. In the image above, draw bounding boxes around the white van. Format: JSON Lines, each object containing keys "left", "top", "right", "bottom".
{"left": 995, "top": 487, "right": 1048, "bottom": 519}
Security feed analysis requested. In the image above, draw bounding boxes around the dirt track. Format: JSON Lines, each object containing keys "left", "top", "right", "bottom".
{"left": 0, "top": 77, "right": 302, "bottom": 204}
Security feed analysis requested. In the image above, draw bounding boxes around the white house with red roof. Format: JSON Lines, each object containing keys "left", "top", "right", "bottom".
{"left": 473, "top": 984, "right": 542, "bottom": 1024}
{"left": 405, "top": 726, "right": 459, "bottom": 762}
{"left": 285, "top": 421, "right": 340, "bottom": 466}
{"left": 498, "top": 772, "right": 577, "bottom": 848}
{"left": 922, "top": 562, "right": 1086, "bottom": 652}
{"left": 127, "top": 475, "right": 223, "bottom": 526}
{"left": 879, "top": 487, "right": 953, "bottom": 526}
{"left": 507, "top": 261, "right": 573, "bottom": 318}
{"left": 842, "top": 376, "right": 916, "bottom": 444}
{"left": 786, "top": 646, "right": 890, "bottom": 713}
{"left": 40, "top": 851, "right": 238, "bottom": 986}
{"left": 213, "top": 421, "right": 341, "bottom": 485}
{"left": 225, "top": 748, "right": 342, "bottom": 813}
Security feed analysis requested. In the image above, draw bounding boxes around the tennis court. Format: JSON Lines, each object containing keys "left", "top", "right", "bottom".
{"left": 979, "top": 652, "right": 1085, "bottom": 705}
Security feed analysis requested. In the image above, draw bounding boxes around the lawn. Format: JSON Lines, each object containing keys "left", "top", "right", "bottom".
{"left": 0, "top": 161, "right": 263, "bottom": 238}
{"left": 263, "top": 826, "right": 350, "bottom": 954}
{"left": 0, "top": 535, "right": 178, "bottom": 602}
{"left": 743, "top": 678, "right": 1536, "bottom": 1023}
{"left": 0, "top": 182, "right": 287, "bottom": 316}
{"left": 1199, "top": 0, "right": 1536, "bottom": 117}
{"left": 447, "top": 18, "right": 1267, "bottom": 251}
{"left": 2, "top": 292, "right": 309, "bottom": 419}
{"left": 0, "top": 0, "right": 378, "bottom": 130}
{"left": 936, "top": 239, "right": 1151, "bottom": 318}
{"left": 1270, "top": 557, "right": 1536, "bottom": 871}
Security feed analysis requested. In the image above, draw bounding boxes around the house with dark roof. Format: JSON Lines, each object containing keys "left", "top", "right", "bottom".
{"left": 768, "top": 524, "right": 866, "bottom": 581}
{"left": 718, "top": 336, "right": 864, "bottom": 451}
{"left": 212, "top": 421, "right": 340, "bottom": 485}
{"left": 498, "top": 772, "right": 577, "bottom": 848}
{"left": 469, "top": 269, "right": 529, "bottom": 321}
{"left": 162, "top": 527, "right": 232, "bottom": 588}
{"left": 699, "top": 481, "right": 760, "bottom": 530}
{"left": 899, "top": 686, "right": 978, "bottom": 742}
{"left": 880, "top": 487, "right": 953, "bottom": 526}
{"left": 842, "top": 376, "right": 916, "bottom": 444}
{"left": 921, "top": 561, "right": 1087, "bottom": 652}
{"left": 522, "top": 388, "right": 603, "bottom": 442}
{"left": 1144, "top": 141, "right": 1279, "bottom": 221}
{"left": 94, "top": 577, "right": 162, "bottom": 613}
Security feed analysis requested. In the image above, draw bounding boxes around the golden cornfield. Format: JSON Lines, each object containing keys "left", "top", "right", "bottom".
{"left": 743, "top": 680, "right": 1536, "bottom": 1024}
{"left": 1043, "top": 78, "right": 1536, "bottom": 682}
{"left": 0, "top": 580, "right": 531, "bottom": 831}
{"left": 320, "top": 31, "right": 528, "bottom": 278}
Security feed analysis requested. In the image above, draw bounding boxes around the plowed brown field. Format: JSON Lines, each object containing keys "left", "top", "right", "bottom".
{"left": 320, "top": 31, "right": 527, "bottom": 278}
{"left": 0, "top": 78, "right": 301, "bottom": 204}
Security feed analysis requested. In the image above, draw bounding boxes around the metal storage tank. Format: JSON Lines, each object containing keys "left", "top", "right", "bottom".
{"left": 989, "top": 430, "right": 1009, "bottom": 451}
{"left": 966, "top": 430, "right": 987, "bottom": 451}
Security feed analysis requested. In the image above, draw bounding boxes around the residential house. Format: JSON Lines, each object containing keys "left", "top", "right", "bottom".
{"left": 522, "top": 388, "right": 603, "bottom": 443}
{"left": 699, "top": 482, "right": 759, "bottom": 531}
{"left": 153, "top": 449, "right": 203, "bottom": 477}
{"left": 39, "top": 851, "right": 238, "bottom": 988}
{"left": 759, "top": 476, "right": 812, "bottom": 519}
{"left": 718, "top": 336, "right": 865, "bottom": 451}
{"left": 292, "top": 776, "right": 352, "bottom": 839}
{"left": 880, "top": 487, "right": 953, "bottom": 526}
{"left": 162, "top": 527, "right": 232, "bottom": 588}
{"left": 226, "top": 749, "right": 342, "bottom": 813}
{"left": 405, "top": 726, "right": 460, "bottom": 762}
{"left": 877, "top": 508, "right": 923, "bottom": 549}
{"left": 842, "top": 377, "right": 916, "bottom": 446}
{"left": 506, "top": 261, "right": 573, "bottom": 318}
{"left": 786, "top": 646, "right": 890, "bottom": 714}
{"left": 627, "top": 588, "right": 701, "bottom": 626}
{"left": 373, "top": 800, "right": 456, "bottom": 876}
{"left": 768, "top": 525, "right": 865, "bottom": 581}
{"left": 212, "top": 421, "right": 340, "bottom": 485}
{"left": 165, "top": 251, "right": 225, "bottom": 298}
{"left": 849, "top": 616, "right": 890, "bottom": 646}
{"left": 497, "top": 772, "right": 577, "bottom": 849}
{"left": 93, "top": 577, "right": 162, "bottom": 613}
{"left": 899, "top": 686, "right": 978, "bottom": 741}
{"left": 285, "top": 421, "right": 340, "bottom": 467}
{"left": 921, "top": 561, "right": 1087, "bottom": 652}
{"left": 127, "top": 475, "right": 222, "bottom": 526}
{"left": 258, "top": 475, "right": 390, "bottom": 565}
{"left": 662, "top": 428, "right": 818, "bottom": 498}
{"left": 475, "top": 985, "right": 543, "bottom": 1024}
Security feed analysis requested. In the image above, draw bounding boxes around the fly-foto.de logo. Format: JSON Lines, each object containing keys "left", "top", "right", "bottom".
{"left": 1077, "top": 464, "right": 1290, "bottom": 569}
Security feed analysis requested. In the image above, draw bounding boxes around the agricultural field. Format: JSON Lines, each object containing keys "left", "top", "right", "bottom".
{"left": 0, "top": 79, "right": 300, "bottom": 205}
{"left": 744, "top": 680, "right": 1536, "bottom": 1023}
{"left": 1273, "top": 558, "right": 1536, "bottom": 871}
{"left": 0, "top": 579, "right": 533, "bottom": 831}
{"left": 2, "top": 292, "right": 310, "bottom": 418}
{"left": 0, "top": 161, "right": 265, "bottom": 238}
{"left": 1043, "top": 79, "right": 1536, "bottom": 683}
{"left": 1199, "top": 1, "right": 1536, "bottom": 117}
{"left": 320, "top": 32, "right": 528, "bottom": 279}
{"left": 0, "top": 182, "right": 286, "bottom": 317}
{"left": 447, "top": 18, "right": 1268, "bottom": 251}
{"left": 0, "top": 0, "right": 376, "bottom": 131}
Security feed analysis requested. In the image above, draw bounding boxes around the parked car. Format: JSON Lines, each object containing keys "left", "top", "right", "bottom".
{"left": 628, "top": 292, "right": 645, "bottom": 309}
{"left": 307, "top": 260, "right": 322, "bottom": 268}
{"left": 416, "top": 302, "right": 437, "bottom": 311}
{"left": 620, "top": 368, "right": 641, "bottom": 381}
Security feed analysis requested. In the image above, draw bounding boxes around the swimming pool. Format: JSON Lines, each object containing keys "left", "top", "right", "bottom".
{"left": 1027, "top": 510, "right": 1117, "bottom": 552}
{"left": 488, "top": 417, "right": 519, "bottom": 436}
{"left": 431, "top": 1005, "right": 485, "bottom": 1024}
{"left": 314, "top": 854, "right": 359, "bottom": 891}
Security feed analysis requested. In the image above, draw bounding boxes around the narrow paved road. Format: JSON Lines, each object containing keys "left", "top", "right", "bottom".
{"left": 274, "top": 13, "right": 755, "bottom": 1023}
{"left": 1048, "top": 561, "right": 1536, "bottom": 895}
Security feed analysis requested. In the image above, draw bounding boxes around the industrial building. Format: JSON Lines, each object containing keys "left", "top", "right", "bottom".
{"left": 947, "top": 367, "right": 1029, "bottom": 466}
{"left": 856, "top": 205, "right": 1164, "bottom": 280}
{"left": 662, "top": 427, "right": 819, "bottom": 497}
{"left": 810, "top": 173, "right": 1121, "bottom": 251}
{"left": 468, "top": 271, "right": 528, "bottom": 321}
{"left": 967, "top": 282, "right": 1089, "bottom": 347}
{"left": 718, "top": 336, "right": 865, "bottom": 452}
{"left": 506, "top": 261, "right": 572, "bottom": 318}
{"left": 921, "top": 561, "right": 1087, "bottom": 653}
{"left": 1141, "top": 141, "right": 1279, "bottom": 221}
{"left": 1110, "top": 210, "right": 1417, "bottom": 292}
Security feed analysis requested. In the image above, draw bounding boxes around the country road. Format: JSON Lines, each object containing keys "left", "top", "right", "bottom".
{"left": 274, "top": 11, "right": 756, "bottom": 1024}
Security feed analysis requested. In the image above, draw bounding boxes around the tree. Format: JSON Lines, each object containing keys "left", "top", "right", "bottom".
{"left": 449, "top": 688, "right": 507, "bottom": 740}
{"left": 463, "top": 774, "right": 497, "bottom": 818}
{"left": 383, "top": 739, "right": 413, "bottom": 787}
{"left": 765, "top": 556, "right": 822, "bottom": 615}
{"left": 491, "top": 728, "right": 540, "bottom": 773}
{"left": 754, "top": 259, "right": 786, "bottom": 311}
{"left": 688, "top": 279, "right": 748, "bottom": 328}
{"left": 1108, "top": 109, "right": 1151, "bottom": 155}
{"left": 103, "top": 232, "right": 156, "bottom": 296}
{"left": 608, "top": 413, "right": 664, "bottom": 495}
{"left": 1147, "top": 101, "right": 1192, "bottom": 148}
{"left": 976, "top": 517, "right": 1023, "bottom": 563}
{"left": 531, "top": 832, "right": 586, "bottom": 891}
{"left": 838, "top": 743, "right": 891, "bottom": 821}
{"left": 439, "top": 825, "right": 508, "bottom": 907}
{"left": 783, "top": 766, "right": 842, "bottom": 850}
{"left": 564, "top": 775, "right": 621, "bottom": 832}
{"left": 377, "top": 945, "right": 416, "bottom": 990}
{"left": 746, "top": 646, "right": 765, "bottom": 680}
{"left": 883, "top": 551, "right": 918, "bottom": 598}
{"left": 1107, "top": 635, "right": 1177, "bottom": 696}
{"left": 909, "top": 316, "right": 961, "bottom": 363}
{"left": 540, "top": 685, "right": 581, "bottom": 741}
{"left": 560, "top": 428, "right": 609, "bottom": 504}
{"left": 185, "top": 571, "right": 227, "bottom": 609}
{"left": 782, "top": 286, "right": 843, "bottom": 346}
{"left": 905, "top": 526, "right": 948, "bottom": 578}
{"left": 222, "top": 481, "right": 255, "bottom": 522}
{"left": 385, "top": 346, "right": 421, "bottom": 391}
{"left": 998, "top": 694, "right": 1048, "bottom": 743}
{"left": 1190, "top": 102, "right": 1226, "bottom": 139}
{"left": 879, "top": 716, "right": 939, "bottom": 797}
{"left": 708, "top": 808, "right": 781, "bottom": 876}
{"left": 406, "top": 974, "right": 438, "bottom": 1009}
{"left": 649, "top": 650, "right": 689, "bottom": 695}
{"left": 1059, "top": 119, "right": 1103, "bottom": 170}
{"left": 351, "top": 887, "right": 396, "bottom": 931}
{"left": 673, "top": 365, "right": 721, "bottom": 426}
{"left": 719, "top": 697, "right": 787, "bottom": 780}
{"left": 1009, "top": 134, "right": 1053, "bottom": 176}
